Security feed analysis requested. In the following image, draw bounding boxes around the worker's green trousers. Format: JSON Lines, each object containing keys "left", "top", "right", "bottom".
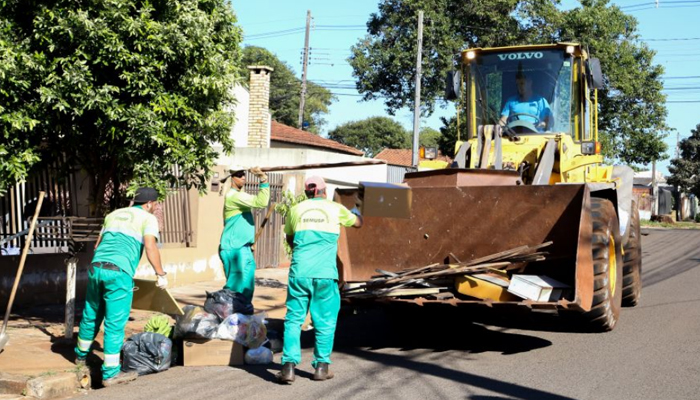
{"left": 220, "top": 245, "right": 256, "bottom": 301}
{"left": 281, "top": 277, "right": 340, "bottom": 368}
{"left": 74, "top": 264, "right": 133, "bottom": 380}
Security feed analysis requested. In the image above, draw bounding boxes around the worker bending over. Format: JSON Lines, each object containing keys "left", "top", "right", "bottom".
{"left": 277, "top": 176, "right": 363, "bottom": 384}
{"left": 75, "top": 187, "right": 167, "bottom": 386}
{"left": 219, "top": 165, "right": 270, "bottom": 301}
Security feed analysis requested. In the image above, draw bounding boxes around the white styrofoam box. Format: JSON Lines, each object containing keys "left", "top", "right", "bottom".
{"left": 507, "top": 275, "right": 570, "bottom": 302}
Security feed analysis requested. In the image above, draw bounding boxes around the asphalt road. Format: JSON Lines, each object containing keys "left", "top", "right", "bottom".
{"left": 85, "top": 228, "right": 700, "bottom": 400}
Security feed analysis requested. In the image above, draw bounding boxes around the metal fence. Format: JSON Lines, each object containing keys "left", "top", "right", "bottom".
{"left": 387, "top": 165, "right": 416, "bottom": 184}
{"left": 159, "top": 186, "right": 194, "bottom": 246}
{"left": 1, "top": 161, "right": 77, "bottom": 254}
{"left": 244, "top": 172, "right": 284, "bottom": 269}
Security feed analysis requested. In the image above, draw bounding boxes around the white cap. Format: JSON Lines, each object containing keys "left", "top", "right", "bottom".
{"left": 227, "top": 164, "right": 247, "bottom": 173}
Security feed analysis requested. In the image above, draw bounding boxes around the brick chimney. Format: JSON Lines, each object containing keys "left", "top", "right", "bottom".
{"left": 247, "top": 65, "right": 274, "bottom": 148}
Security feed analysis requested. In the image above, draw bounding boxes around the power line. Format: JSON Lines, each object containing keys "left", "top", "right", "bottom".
{"left": 643, "top": 37, "right": 700, "bottom": 42}
{"left": 620, "top": 0, "right": 700, "bottom": 9}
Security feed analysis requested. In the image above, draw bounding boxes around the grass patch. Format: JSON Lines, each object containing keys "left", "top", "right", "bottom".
{"left": 641, "top": 220, "right": 700, "bottom": 229}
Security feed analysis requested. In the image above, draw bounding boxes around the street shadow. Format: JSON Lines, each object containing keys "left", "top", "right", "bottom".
{"left": 642, "top": 256, "right": 700, "bottom": 288}
{"left": 299, "top": 306, "right": 553, "bottom": 355}
{"left": 339, "top": 347, "right": 575, "bottom": 400}
{"left": 241, "top": 363, "right": 315, "bottom": 384}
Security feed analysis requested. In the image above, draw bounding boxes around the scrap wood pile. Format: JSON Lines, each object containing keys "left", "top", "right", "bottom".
{"left": 342, "top": 242, "right": 552, "bottom": 299}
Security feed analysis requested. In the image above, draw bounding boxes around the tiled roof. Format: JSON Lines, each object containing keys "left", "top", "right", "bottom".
{"left": 270, "top": 121, "right": 364, "bottom": 156}
{"left": 374, "top": 148, "right": 453, "bottom": 167}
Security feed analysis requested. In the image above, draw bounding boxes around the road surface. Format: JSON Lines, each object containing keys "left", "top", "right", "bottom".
{"left": 84, "top": 228, "right": 700, "bottom": 400}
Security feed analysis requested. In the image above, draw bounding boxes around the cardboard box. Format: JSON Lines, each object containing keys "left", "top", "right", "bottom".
{"left": 182, "top": 338, "right": 245, "bottom": 366}
{"left": 359, "top": 182, "right": 412, "bottom": 219}
{"left": 455, "top": 270, "right": 520, "bottom": 301}
{"left": 132, "top": 279, "right": 184, "bottom": 316}
{"left": 507, "top": 275, "right": 569, "bottom": 302}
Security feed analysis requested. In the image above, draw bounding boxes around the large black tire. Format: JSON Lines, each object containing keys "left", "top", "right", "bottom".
{"left": 622, "top": 201, "right": 642, "bottom": 306}
{"left": 584, "top": 198, "right": 624, "bottom": 331}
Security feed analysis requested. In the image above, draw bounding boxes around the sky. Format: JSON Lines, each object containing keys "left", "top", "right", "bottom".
{"left": 232, "top": 0, "right": 700, "bottom": 175}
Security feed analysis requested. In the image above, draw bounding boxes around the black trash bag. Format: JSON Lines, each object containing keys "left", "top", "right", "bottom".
{"left": 121, "top": 332, "right": 172, "bottom": 375}
{"left": 203, "top": 289, "right": 254, "bottom": 319}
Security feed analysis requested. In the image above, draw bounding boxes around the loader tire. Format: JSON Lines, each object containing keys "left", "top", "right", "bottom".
{"left": 584, "top": 198, "right": 623, "bottom": 331}
{"left": 621, "top": 201, "right": 642, "bottom": 307}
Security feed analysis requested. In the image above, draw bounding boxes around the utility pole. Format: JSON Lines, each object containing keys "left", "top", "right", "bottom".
{"left": 297, "top": 10, "right": 311, "bottom": 129}
{"left": 411, "top": 11, "right": 424, "bottom": 169}
{"left": 652, "top": 160, "right": 658, "bottom": 215}
{"left": 676, "top": 130, "right": 681, "bottom": 221}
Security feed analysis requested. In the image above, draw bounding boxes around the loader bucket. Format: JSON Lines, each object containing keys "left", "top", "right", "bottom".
{"left": 335, "top": 169, "right": 594, "bottom": 311}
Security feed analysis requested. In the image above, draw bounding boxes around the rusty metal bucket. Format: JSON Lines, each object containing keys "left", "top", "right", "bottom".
{"left": 335, "top": 169, "right": 594, "bottom": 311}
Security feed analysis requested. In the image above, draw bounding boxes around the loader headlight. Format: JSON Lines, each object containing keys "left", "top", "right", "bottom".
{"left": 466, "top": 51, "right": 476, "bottom": 60}
{"left": 581, "top": 141, "right": 600, "bottom": 155}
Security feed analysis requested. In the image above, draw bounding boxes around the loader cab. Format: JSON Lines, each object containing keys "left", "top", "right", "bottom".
{"left": 458, "top": 44, "right": 596, "bottom": 142}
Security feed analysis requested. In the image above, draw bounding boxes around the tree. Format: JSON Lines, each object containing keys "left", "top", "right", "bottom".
{"left": 241, "top": 46, "right": 334, "bottom": 133}
{"left": 668, "top": 124, "right": 700, "bottom": 198}
{"left": 0, "top": 0, "right": 243, "bottom": 213}
{"left": 419, "top": 127, "right": 441, "bottom": 148}
{"left": 328, "top": 117, "right": 410, "bottom": 157}
{"left": 349, "top": 0, "right": 667, "bottom": 165}
{"left": 554, "top": 0, "right": 668, "bottom": 165}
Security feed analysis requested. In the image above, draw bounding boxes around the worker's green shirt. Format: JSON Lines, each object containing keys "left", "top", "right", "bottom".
{"left": 92, "top": 205, "right": 160, "bottom": 277}
{"left": 284, "top": 198, "right": 357, "bottom": 280}
{"left": 220, "top": 183, "right": 270, "bottom": 250}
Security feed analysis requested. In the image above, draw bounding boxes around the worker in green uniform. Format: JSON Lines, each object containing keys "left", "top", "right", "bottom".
{"left": 277, "top": 176, "right": 363, "bottom": 384}
{"left": 74, "top": 187, "right": 167, "bottom": 387}
{"left": 219, "top": 165, "right": 270, "bottom": 302}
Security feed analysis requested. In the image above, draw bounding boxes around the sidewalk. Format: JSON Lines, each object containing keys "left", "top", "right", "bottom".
{"left": 0, "top": 267, "right": 291, "bottom": 378}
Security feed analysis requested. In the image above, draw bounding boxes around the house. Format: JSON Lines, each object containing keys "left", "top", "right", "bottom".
{"left": 0, "top": 64, "right": 388, "bottom": 307}
{"left": 216, "top": 66, "right": 386, "bottom": 198}
{"left": 374, "top": 148, "right": 452, "bottom": 183}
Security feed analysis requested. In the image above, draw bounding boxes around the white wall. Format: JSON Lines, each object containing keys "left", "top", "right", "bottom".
{"left": 229, "top": 84, "right": 249, "bottom": 148}
{"left": 217, "top": 147, "right": 388, "bottom": 197}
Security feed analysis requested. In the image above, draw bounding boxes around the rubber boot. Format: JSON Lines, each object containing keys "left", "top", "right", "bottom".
{"left": 102, "top": 371, "right": 138, "bottom": 387}
{"left": 312, "top": 362, "right": 334, "bottom": 381}
{"left": 276, "top": 362, "right": 295, "bottom": 384}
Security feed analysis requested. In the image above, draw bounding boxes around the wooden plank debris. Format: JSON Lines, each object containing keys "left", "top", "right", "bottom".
{"left": 342, "top": 242, "right": 554, "bottom": 301}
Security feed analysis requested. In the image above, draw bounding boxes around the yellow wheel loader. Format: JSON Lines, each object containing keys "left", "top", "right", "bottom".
{"left": 335, "top": 43, "right": 642, "bottom": 331}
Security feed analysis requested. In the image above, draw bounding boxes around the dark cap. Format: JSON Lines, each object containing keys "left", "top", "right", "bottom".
{"left": 133, "top": 187, "right": 158, "bottom": 204}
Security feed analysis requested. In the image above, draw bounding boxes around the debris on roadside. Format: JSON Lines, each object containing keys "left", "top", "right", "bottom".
{"left": 172, "top": 289, "right": 271, "bottom": 366}
{"left": 342, "top": 242, "right": 556, "bottom": 301}
{"left": 121, "top": 332, "right": 173, "bottom": 376}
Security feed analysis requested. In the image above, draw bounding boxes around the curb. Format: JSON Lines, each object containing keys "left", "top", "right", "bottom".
{"left": 0, "top": 368, "right": 90, "bottom": 399}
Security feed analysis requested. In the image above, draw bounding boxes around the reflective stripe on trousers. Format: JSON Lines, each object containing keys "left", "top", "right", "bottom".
{"left": 281, "top": 277, "right": 340, "bottom": 368}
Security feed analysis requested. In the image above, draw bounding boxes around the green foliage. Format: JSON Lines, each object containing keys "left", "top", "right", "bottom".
{"left": 668, "top": 124, "right": 700, "bottom": 198}
{"left": 275, "top": 190, "right": 306, "bottom": 257}
{"left": 349, "top": 0, "right": 668, "bottom": 165}
{"left": 555, "top": 0, "right": 668, "bottom": 165}
{"left": 241, "top": 46, "right": 335, "bottom": 133}
{"left": 0, "top": 0, "right": 243, "bottom": 213}
{"left": 419, "top": 127, "right": 441, "bottom": 148}
{"left": 437, "top": 116, "right": 460, "bottom": 157}
{"left": 328, "top": 116, "right": 410, "bottom": 157}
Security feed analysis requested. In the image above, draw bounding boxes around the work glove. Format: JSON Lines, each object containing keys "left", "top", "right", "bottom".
{"left": 354, "top": 194, "right": 363, "bottom": 209}
{"left": 250, "top": 167, "right": 268, "bottom": 182}
{"left": 156, "top": 273, "right": 168, "bottom": 289}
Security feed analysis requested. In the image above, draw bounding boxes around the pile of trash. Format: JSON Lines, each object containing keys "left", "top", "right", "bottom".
{"left": 174, "top": 289, "right": 273, "bottom": 364}
{"left": 120, "top": 289, "right": 273, "bottom": 376}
